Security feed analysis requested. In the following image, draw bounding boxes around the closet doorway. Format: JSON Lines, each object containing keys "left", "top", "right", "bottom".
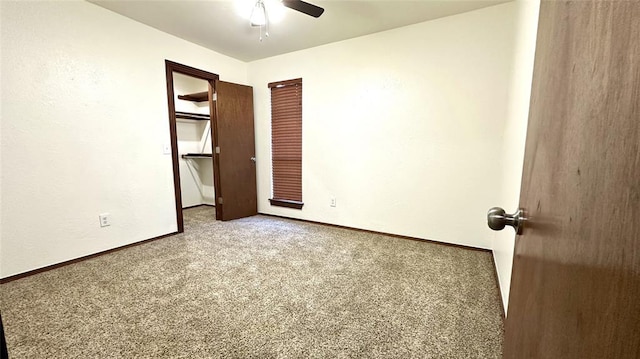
{"left": 165, "top": 60, "right": 257, "bottom": 232}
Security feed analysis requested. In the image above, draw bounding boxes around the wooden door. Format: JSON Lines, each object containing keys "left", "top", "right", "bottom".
{"left": 211, "top": 80, "right": 258, "bottom": 221}
{"left": 504, "top": 1, "right": 640, "bottom": 358}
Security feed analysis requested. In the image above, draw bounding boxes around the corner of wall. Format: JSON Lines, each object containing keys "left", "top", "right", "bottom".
{"left": 492, "top": 0, "right": 540, "bottom": 315}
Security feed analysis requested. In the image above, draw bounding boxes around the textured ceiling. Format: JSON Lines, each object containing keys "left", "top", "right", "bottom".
{"left": 90, "top": 0, "right": 510, "bottom": 62}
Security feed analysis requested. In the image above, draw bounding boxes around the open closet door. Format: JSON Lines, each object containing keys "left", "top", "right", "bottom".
{"left": 212, "top": 80, "right": 258, "bottom": 221}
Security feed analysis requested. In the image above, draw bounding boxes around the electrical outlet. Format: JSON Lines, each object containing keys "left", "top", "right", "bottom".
{"left": 99, "top": 213, "right": 111, "bottom": 227}
{"left": 330, "top": 198, "right": 336, "bottom": 207}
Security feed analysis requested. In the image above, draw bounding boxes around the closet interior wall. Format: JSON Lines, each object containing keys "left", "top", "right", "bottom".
{"left": 173, "top": 73, "right": 215, "bottom": 208}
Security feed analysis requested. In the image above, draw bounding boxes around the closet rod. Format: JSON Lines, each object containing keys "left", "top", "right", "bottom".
{"left": 175, "top": 111, "right": 210, "bottom": 121}
{"left": 181, "top": 153, "right": 213, "bottom": 159}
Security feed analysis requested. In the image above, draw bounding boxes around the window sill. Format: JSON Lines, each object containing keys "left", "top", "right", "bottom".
{"left": 269, "top": 199, "right": 304, "bottom": 209}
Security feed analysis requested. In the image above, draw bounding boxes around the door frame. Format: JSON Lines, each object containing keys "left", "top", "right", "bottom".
{"left": 164, "top": 60, "right": 219, "bottom": 232}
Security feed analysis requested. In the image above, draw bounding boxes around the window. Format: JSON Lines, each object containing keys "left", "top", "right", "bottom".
{"left": 268, "top": 78, "right": 303, "bottom": 209}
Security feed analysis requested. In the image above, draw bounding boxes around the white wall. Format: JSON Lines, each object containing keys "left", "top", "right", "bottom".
{"left": 0, "top": 0, "right": 247, "bottom": 278}
{"left": 0, "top": 0, "right": 3, "bottom": 273}
{"left": 248, "top": 2, "right": 519, "bottom": 249}
{"left": 492, "top": 0, "right": 540, "bottom": 314}
{"left": 173, "top": 73, "right": 215, "bottom": 207}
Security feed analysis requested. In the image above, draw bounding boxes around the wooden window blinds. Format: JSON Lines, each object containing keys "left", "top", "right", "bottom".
{"left": 268, "top": 78, "right": 303, "bottom": 209}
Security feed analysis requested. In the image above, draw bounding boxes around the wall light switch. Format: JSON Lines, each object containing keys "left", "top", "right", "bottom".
{"left": 330, "top": 198, "right": 337, "bottom": 207}
{"left": 163, "top": 143, "right": 171, "bottom": 155}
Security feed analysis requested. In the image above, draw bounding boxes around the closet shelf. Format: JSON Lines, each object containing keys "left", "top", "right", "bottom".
{"left": 175, "top": 111, "right": 209, "bottom": 121}
{"left": 181, "top": 153, "right": 213, "bottom": 159}
{"left": 178, "top": 92, "right": 208, "bottom": 102}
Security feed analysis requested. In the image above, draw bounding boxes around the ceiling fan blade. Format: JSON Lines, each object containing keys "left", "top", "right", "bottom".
{"left": 282, "top": 0, "right": 325, "bottom": 18}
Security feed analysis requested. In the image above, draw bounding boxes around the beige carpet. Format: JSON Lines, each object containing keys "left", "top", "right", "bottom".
{"left": 0, "top": 206, "right": 503, "bottom": 358}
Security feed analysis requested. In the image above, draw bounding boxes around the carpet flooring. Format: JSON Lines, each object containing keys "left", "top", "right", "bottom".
{"left": 0, "top": 206, "right": 503, "bottom": 358}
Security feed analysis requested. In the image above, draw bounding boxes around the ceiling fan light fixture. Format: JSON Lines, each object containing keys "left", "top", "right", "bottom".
{"left": 242, "top": 0, "right": 324, "bottom": 42}
{"left": 250, "top": 0, "right": 267, "bottom": 27}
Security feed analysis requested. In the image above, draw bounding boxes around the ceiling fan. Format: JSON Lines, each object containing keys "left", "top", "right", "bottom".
{"left": 281, "top": 0, "right": 325, "bottom": 18}
{"left": 250, "top": 0, "right": 324, "bottom": 41}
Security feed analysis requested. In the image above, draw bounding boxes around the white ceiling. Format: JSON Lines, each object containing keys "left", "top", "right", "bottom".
{"left": 90, "top": 0, "right": 510, "bottom": 62}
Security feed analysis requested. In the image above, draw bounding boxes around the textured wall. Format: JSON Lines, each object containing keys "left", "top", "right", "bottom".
{"left": 0, "top": 0, "right": 247, "bottom": 278}
{"left": 248, "top": 3, "right": 520, "bottom": 249}
{"left": 492, "top": 0, "right": 540, "bottom": 314}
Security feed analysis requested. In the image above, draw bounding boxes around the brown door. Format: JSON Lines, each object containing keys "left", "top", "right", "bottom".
{"left": 503, "top": 1, "right": 640, "bottom": 358}
{"left": 211, "top": 80, "right": 258, "bottom": 221}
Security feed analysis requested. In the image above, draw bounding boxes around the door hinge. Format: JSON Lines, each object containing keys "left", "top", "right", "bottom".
{"left": 218, "top": 197, "right": 224, "bottom": 205}
{"left": 215, "top": 146, "right": 220, "bottom": 154}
